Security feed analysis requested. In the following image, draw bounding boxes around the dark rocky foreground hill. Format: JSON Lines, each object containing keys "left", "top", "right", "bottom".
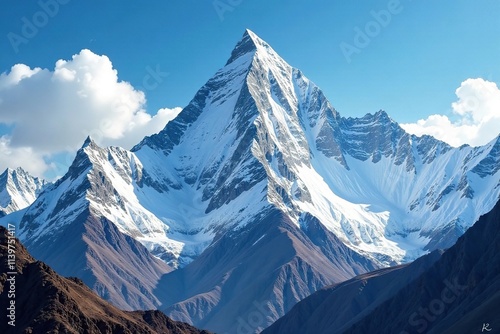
{"left": 264, "top": 198, "right": 500, "bottom": 334}
{"left": 0, "top": 226, "right": 211, "bottom": 334}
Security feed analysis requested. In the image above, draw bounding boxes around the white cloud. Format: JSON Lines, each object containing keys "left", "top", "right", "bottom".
{"left": 0, "top": 64, "right": 41, "bottom": 90}
{"left": 0, "top": 49, "right": 182, "bottom": 178}
{"left": 0, "top": 136, "right": 51, "bottom": 177}
{"left": 401, "top": 78, "right": 500, "bottom": 147}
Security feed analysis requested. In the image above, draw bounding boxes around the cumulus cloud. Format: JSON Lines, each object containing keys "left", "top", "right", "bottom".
{"left": 0, "top": 136, "right": 51, "bottom": 177}
{"left": 401, "top": 78, "right": 500, "bottom": 147}
{"left": 0, "top": 49, "right": 182, "bottom": 178}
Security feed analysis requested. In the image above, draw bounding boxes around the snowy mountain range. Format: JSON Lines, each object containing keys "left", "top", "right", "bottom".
{"left": 1, "top": 29, "right": 499, "bottom": 333}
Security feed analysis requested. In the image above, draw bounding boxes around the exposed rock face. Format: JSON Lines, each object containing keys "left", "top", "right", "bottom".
{"left": 263, "top": 199, "right": 500, "bottom": 334}
{"left": 0, "top": 226, "right": 211, "bottom": 334}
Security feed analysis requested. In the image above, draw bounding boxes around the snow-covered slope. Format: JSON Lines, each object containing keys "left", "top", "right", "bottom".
{"left": 17, "top": 137, "right": 172, "bottom": 310}
{"left": 6, "top": 29, "right": 500, "bottom": 332}
{"left": 19, "top": 138, "right": 180, "bottom": 264}
{"left": 0, "top": 167, "right": 46, "bottom": 216}
{"left": 309, "top": 113, "right": 500, "bottom": 262}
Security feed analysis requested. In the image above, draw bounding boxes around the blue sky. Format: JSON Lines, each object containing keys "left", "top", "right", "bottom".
{"left": 0, "top": 0, "right": 499, "bottom": 178}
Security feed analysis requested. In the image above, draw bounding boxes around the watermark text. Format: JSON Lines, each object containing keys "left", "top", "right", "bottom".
{"left": 5, "top": 224, "right": 17, "bottom": 327}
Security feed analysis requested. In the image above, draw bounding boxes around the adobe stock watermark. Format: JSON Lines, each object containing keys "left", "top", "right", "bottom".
{"left": 5, "top": 224, "right": 17, "bottom": 327}
{"left": 399, "top": 277, "right": 467, "bottom": 334}
{"left": 7, "top": 0, "right": 71, "bottom": 54}
{"left": 339, "top": 0, "right": 410, "bottom": 64}
{"left": 213, "top": 0, "right": 244, "bottom": 22}
{"left": 224, "top": 300, "right": 268, "bottom": 334}
{"left": 136, "top": 64, "right": 170, "bottom": 92}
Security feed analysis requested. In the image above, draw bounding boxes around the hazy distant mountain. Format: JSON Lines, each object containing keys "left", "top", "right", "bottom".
{"left": 264, "top": 199, "right": 500, "bottom": 334}
{"left": 0, "top": 226, "right": 211, "bottom": 334}
{"left": 2, "top": 29, "right": 499, "bottom": 333}
{"left": 0, "top": 167, "right": 46, "bottom": 217}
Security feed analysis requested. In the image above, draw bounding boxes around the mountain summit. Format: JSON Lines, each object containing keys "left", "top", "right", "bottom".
{"left": 3, "top": 30, "right": 500, "bottom": 333}
{"left": 225, "top": 29, "right": 264, "bottom": 65}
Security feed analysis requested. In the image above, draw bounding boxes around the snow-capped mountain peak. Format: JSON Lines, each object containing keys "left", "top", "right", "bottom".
{"left": 5, "top": 29, "right": 500, "bottom": 332}
{"left": 0, "top": 167, "right": 47, "bottom": 216}
{"left": 224, "top": 28, "right": 276, "bottom": 65}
